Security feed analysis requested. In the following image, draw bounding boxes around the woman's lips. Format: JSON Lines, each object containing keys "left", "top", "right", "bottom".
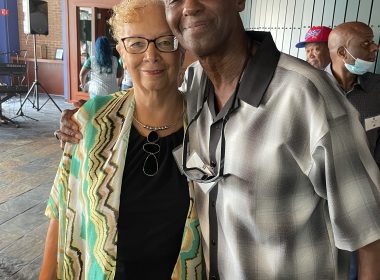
{"left": 142, "top": 69, "right": 164, "bottom": 75}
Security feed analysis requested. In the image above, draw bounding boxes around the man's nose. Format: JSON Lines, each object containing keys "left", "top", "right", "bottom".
{"left": 370, "top": 42, "right": 379, "bottom": 53}
{"left": 183, "top": 0, "right": 203, "bottom": 16}
{"left": 307, "top": 51, "right": 315, "bottom": 59}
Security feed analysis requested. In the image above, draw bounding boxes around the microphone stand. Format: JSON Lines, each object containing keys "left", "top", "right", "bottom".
{"left": 16, "top": 34, "right": 62, "bottom": 117}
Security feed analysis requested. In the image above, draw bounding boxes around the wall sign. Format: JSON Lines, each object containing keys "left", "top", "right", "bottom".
{"left": 0, "top": 9, "right": 9, "bottom": 16}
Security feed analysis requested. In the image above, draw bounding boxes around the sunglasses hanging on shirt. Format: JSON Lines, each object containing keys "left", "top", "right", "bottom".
{"left": 182, "top": 54, "right": 251, "bottom": 183}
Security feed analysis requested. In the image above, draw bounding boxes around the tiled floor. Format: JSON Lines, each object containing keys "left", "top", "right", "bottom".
{"left": 0, "top": 94, "right": 73, "bottom": 279}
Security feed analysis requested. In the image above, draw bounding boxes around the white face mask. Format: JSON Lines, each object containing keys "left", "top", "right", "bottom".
{"left": 343, "top": 47, "right": 375, "bottom": 75}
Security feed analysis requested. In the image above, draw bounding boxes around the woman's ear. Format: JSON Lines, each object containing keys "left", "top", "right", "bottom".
{"left": 116, "top": 43, "right": 128, "bottom": 69}
{"left": 116, "top": 43, "right": 122, "bottom": 55}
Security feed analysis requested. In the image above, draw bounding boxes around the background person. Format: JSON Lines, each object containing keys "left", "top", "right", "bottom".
{"left": 327, "top": 21, "right": 380, "bottom": 280}
{"left": 79, "top": 36, "right": 123, "bottom": 98}
{"left": 328, "top": 21, "right": 380, "bottom": 166}
{"left": 295, "top": 26, "right": 332, "bottom": 70}
{"left": 39, "top": 1, "right": 202, "bottom": 279}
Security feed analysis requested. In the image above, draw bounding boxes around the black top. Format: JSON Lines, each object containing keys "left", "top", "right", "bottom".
{"left": 115, "top": 125, "right": 189, "bottom": 280}
{"left": 345, "top": 72, "right": 380, "bottom": 168}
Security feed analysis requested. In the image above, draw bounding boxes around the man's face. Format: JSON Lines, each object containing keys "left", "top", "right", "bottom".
{"left": 345, "top": 27, "right": 379, "bottom": 64}
{"left": 305, "top": 42, "right": 331, "bottom": 70}
{"left": 164, "top": 0, "right": 245, "bottom": 57}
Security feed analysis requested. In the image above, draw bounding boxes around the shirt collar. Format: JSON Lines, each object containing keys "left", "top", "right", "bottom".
{"left": 357, "top": 73, "right": 373, "bottom": 93}
{"left": 204, "top": 31, "right": 281, "bottom": 121}
{"left": 325, "top": 63, "right": 333, "bottom": 76}
{"left": 325, "top": 63, "right": 363, "bottom": 93}
{"left": 238, "top": 31, "right": 281, "bottom": 107}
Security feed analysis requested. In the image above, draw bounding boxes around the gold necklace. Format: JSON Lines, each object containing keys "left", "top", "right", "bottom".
{"left": 133, "top": 116, "right": 171, "bottom": 131}
{"left": 133, "top": 101, "right": 185, "bottom": 132}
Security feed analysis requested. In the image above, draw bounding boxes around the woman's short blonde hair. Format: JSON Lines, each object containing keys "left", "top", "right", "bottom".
{"left": 109, "top": 0, "right": 164, "bottom": 42}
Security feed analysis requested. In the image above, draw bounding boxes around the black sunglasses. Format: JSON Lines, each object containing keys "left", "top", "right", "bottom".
{"left": 182, "top": 80, "right": 243, "bottom": 184}
{"left": 181, "top": 49, "right": 250, "bottom": 184}
{"left": 182, "top": 103, "right": 227, "bottom": 183}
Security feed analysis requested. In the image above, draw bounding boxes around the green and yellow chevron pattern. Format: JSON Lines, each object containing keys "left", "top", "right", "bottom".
{"left": 46, "top": 90, "right": 203, "bottom": 280}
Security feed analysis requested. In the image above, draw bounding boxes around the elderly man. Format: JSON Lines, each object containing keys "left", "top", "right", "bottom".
{"left": 327, "top": 21, "right": 380, "bottom": 280}
{"left": 328, "top": 21, "right": 380, "bottom": 166}
{"left": 58, "top": 1, "right": 380, "bottom": 279}
{"left": 296, "top": 26, "right": 332, "bottom": 69}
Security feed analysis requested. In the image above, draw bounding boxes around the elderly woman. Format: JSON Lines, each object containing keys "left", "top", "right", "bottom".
{"left": 39, "top": 0, "right": 203, "bottom": 279}
{"left": 79, "top": 36, "right": 123, "bottom": 98}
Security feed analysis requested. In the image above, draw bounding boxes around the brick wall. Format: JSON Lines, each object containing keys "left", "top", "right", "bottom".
{"left": 17, "top": 0, "right": 63, "bottom": 60}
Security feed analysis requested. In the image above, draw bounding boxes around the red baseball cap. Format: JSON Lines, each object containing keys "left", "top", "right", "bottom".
{"left": 295, "top": 26, "right": 332, "bottom": 48}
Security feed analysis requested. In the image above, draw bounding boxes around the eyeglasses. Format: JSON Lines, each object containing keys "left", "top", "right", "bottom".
{"left": 181, "top": 58, "right": 249, "bottom": 183}
{"left": 182, "top": 76, "right": 240, "bottom": 184}
{"left": 182, "top": 104, "right": 228, "bottom": 183}
{"left": 121, "top": 35, "right": 179, "bottom": 54}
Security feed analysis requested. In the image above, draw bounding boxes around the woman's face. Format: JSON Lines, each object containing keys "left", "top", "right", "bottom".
{"left": 117, "top": 4, "right": 182, "bottom": 93}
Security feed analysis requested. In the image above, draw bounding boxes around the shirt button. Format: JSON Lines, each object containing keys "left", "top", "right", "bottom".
{"left": 211, "top": 201, "right": 216, "bottom": 207}
{"left": 211, "top": 161, "right": 216, "bottom": 167}
{"left": 211, "top": 276, "right": 217, "bottom": 280}
{"left": 212, "top": 239, "right": 216, "bottom": 245}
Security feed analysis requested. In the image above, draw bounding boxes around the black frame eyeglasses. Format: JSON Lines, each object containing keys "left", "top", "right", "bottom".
{"left": 181, "top": 62, "right": 247, "bottom": 184}
{"left": 182, "top": 71, "right": 241, "bottom": 183}
{"left": 182, "top": 105, "right": 228, "bottom": 184}
{"left": 121, "top": 35, "right": 179, "bottom": 54}
{"left": 181, "top": 50, "right": 249, "bottom": 184}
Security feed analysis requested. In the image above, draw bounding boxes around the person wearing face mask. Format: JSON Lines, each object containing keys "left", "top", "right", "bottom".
{"left": 327, "top": 21, "right": 380, "bottom": 280}
{"left": 328, "top": 22, "right": 380, "bottom": 166}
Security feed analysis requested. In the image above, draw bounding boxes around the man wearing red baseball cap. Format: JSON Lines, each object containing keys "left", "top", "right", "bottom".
{"left": 296, "top": 26, "right": 332, "bottom": 70}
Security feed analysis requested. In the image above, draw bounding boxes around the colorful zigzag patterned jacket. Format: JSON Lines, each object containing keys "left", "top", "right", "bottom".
{"left": 46, "top": 90, "right": 203, "bottom": 279}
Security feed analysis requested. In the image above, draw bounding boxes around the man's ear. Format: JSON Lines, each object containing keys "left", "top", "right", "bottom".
{"left": 236, "top": 0, "right": 246, "bottom": 12}
{"left": 337, "top": 46, "right": 346, "bottom": 59}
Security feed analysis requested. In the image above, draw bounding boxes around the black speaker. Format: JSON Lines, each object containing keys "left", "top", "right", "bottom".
{"left": 22, "top": 0, "right": 49, "bottom": 35}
